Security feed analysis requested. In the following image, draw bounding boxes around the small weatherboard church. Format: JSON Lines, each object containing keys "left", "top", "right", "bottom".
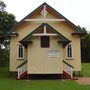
{"left": 9, "top": 3, "right": 86, "bottom": 79}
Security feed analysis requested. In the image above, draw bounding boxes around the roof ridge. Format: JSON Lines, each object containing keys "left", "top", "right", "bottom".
{"left": 12, "top": 2, "right": 86, "bottom": 35}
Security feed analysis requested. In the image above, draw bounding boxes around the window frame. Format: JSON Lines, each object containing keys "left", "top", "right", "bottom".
{"left": 41, "top": 36, "right": 50, "bottom": 48}
{"left": 66, "top": 44, "right": 73, "bottom": 59}
{"left": 17, "top": 44, "right": 24, "bottom": 59}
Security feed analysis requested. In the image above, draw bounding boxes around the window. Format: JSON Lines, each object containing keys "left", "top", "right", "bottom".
{"left": 17, "top": 45, "right": 24, "bottom": 59}
{"left": 66, "top": 44, "right": 73, "bottom": 59}
{"left": 41, "top": 36, "right": 50, "bottom": 48}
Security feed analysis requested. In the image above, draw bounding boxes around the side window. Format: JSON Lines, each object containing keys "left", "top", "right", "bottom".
{"left": 41, "top": 36, "right": 50, "bottom": 48}
{"left": 17, "top": 44, "right": 24, "bottom": 59}
{"left": 66, "top": 44, "right": 73, "bottom": 59}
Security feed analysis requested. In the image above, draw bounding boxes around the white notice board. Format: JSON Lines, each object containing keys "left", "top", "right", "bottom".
{"left": 48, "top": 50, "right": 60, "bottom": 58}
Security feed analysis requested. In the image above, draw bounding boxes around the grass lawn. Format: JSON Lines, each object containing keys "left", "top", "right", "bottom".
{"left": 0, "top": 63, "right": 90, "bottom": 90}
{"left": 82, "top": 63, "right": 90, "bottom": 77}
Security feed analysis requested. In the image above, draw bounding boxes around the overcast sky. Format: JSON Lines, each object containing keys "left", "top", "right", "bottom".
{"left": 2, "top": 0, "right": 90, "bottom": 31}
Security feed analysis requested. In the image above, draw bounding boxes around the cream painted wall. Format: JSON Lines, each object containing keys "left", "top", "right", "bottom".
{"left": 10, "top": 9, "right": 81, "bottom": 73}
{"left": 10, "top": 36, "right": 26, "bottom": 71}
{"left": 28, "top": 36, "right": 63, "bottom": 74}
{"left": 66, "top": 37, "right": 81, "bottom": 71}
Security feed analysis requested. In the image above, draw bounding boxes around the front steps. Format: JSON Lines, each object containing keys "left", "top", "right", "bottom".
{"left": 17, "top": 61, "right": 27, "bottom": 80}
{"left": 16, "top": 60, "right": 74, "bottom": 80}
{"left": 16, "top": 71, "right": 27, "bottom": 80}
{"left": 63, "top": 71, "right": 73, "bottom": 79}
{"left": 63, "top": 60, "right": 74, "bottom": 79}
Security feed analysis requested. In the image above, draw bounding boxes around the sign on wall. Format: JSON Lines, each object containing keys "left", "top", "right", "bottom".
{"left": 48, "top": 50, "right": 60, "bottom": 58}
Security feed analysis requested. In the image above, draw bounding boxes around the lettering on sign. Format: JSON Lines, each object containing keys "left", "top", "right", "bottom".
{"left": 48, "top": 50, "right": 60, "bottom": 58}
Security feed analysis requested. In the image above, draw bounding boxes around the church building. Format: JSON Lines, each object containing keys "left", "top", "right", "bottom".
{"left": 9, "top": 3, "right": 86, "bottom": 79}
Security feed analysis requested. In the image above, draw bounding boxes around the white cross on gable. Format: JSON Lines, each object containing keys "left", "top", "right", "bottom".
{"left": 24, "top": 4, "right": 65, "bottom": 22}
{"left": 41, "top": 5, "right": 48, "bottom": 19}
{"left": 24, "top": 4, "right": 65, "bottom": 36}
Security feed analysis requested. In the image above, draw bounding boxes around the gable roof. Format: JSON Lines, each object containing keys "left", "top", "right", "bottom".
{"left": 45, "top": 23, "right": 71, "bottom": 45}
{"left": 12, "top": 2, "right": 86, "bottom": 35}
{"left": 20, "top": 23, "right": 71, "bottom": 46}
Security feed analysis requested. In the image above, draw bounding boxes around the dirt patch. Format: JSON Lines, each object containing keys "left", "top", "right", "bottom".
{"left": 76, "top": 77, "right": 90, "bottom": 85}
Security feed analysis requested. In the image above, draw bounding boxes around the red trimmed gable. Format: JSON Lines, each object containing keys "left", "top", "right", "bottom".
{"left": 12, "top": 3, "right": 64, "bottom": 31}
{"left": 12, "top": 2, "right": 85, "bottom": 35}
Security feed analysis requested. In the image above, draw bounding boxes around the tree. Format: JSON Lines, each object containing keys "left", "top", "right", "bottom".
{"left": 0, "top": 0, "right": 17, "bottom": 67}
{"left": 0, "top": 0, "right": 6, "bottom": 11}
{"left": 0, "top": 49, "right": 9, "bottom": 67}
{"left": 0, "top": 11, "right": 17, "bottom": 48}
{"left": 77, "top": 25, "right": 87, "bottom": 33}
{"left": 81, "top": 32, "right": 90, "bottom": 62}
{"left": 0, "top": 0, "right": 17, "bottom": 49}
{"left": 77, "top": 25, "right": 90, "bottom": 62}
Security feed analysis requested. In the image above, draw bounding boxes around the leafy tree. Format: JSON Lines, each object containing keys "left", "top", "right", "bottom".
{"left": 0, "top": 0, "right": 17, "bottom": 49}
{"left": 77, "top": 25, "right": 90, "bottom": 62}
{"left": 0, "top": 49, "right": 9, "bottom": 67}
{"left": 0, "top": 11, "right": 17, "bottom": 48}
{"left": 77, "top": 25, "right": 87, "bottom": 33}
{"left": 0, "top": 0, "right": 17, "bottom": 67}
{"left": 0, "top": 0, "right": 6, "bottom": 11}
{"left": 81, "top": 32, "right": 90, "bottom": 62}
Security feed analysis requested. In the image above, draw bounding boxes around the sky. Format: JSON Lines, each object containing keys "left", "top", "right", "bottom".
{"left": 2, "top": 0, "right": 90, "bottom": 31}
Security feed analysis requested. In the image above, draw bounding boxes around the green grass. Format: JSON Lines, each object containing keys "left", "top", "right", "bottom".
{"left": 0, "top": 64, "right": 90, "bottom": 90}
{"left": 82, "top": 63, "right": 90, "bottom": 77}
